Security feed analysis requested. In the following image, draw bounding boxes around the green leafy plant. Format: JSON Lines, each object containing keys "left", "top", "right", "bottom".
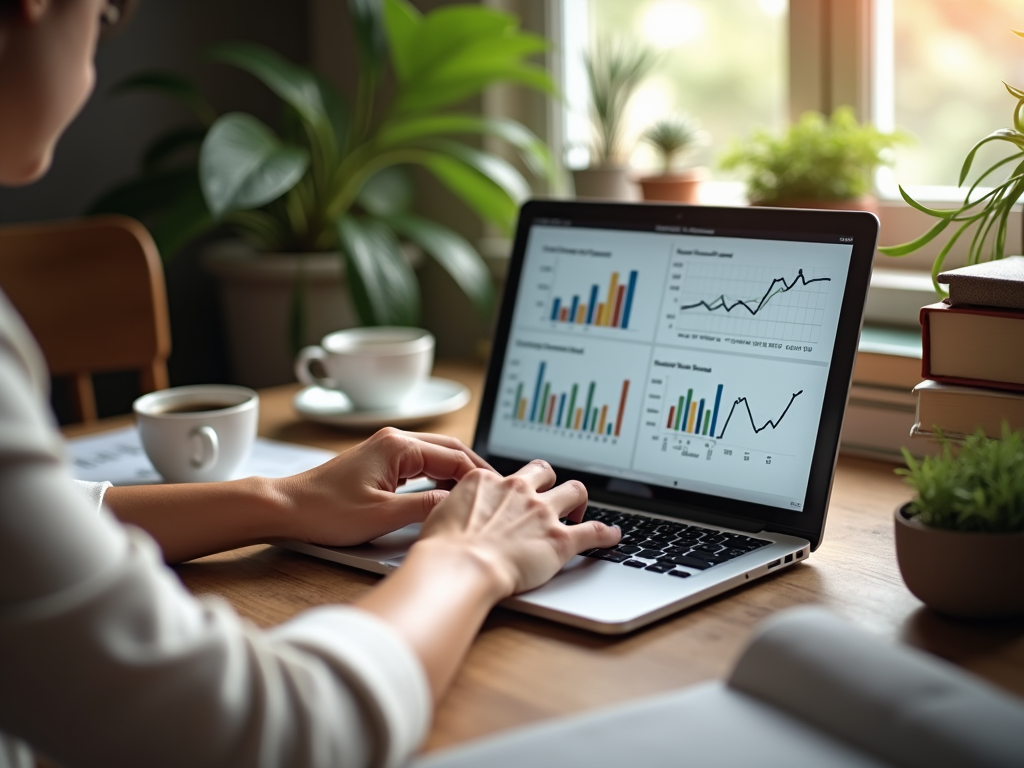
{"left": 898, "top": 424, "right": 1024, "bottom": 533}
{"left": 879, "top": 31, "right": 1024, "bottom": 289}
{"left": 642, "top": 115, "right": 703, "bottom": 175}
{"left": 719, "top": 106, "right": 909, "bottom": 204}
{"left": 89, "top": 0, "right": 554, "bottom": 330}
{"left": 582, "top": 39, "right": 658, "bottom": 166}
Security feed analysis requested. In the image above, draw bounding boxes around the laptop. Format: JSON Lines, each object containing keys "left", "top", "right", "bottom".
{"left": 284, "top": 200, "right": 877, "bottom": 634}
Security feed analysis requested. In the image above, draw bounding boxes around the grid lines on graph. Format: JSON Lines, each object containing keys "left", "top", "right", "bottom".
{"left": 670, "top": 263, "right": 833, "bottom": 342}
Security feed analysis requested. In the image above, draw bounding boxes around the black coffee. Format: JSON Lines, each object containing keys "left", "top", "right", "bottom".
{"left": 155, "top": 401, "right": 232, "bottom": 414}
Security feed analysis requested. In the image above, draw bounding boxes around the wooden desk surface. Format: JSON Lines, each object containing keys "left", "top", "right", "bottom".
{"left": 65, "top": 361, "right": 1024, "bottom": 753}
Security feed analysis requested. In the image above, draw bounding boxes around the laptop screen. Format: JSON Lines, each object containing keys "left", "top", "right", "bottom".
{"left": 477, "top": 202, "right": 876, "bottom": 539}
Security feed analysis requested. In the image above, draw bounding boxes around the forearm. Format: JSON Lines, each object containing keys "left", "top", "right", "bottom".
{"left": 355, "top": 537, "right": 508, "bottom": 705}
{"left": 103, "top": 477, "right": 292, "bottom": 563}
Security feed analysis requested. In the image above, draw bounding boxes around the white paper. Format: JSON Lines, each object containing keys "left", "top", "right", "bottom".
{"left": 66, "top": 426, "right": 336, "bottom": 485}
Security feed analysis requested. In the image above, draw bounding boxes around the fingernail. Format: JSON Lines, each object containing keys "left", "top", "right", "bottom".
{"left": 612, "top": 524, "right": 621, "bottom": 533}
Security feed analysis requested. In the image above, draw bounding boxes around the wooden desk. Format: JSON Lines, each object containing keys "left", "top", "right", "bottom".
{"left": 65, "top": 360, "right": 1024, "bottom": 754}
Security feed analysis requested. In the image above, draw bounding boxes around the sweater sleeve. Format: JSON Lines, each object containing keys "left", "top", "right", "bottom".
{"left": 0, "top": 294, "right": 431, "bottom": 768}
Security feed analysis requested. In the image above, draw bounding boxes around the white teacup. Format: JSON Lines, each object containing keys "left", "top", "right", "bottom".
{"left": 294, "top": 327, "right": 435, "bottom": 411}
{"left": 133, "top": 385, "right": 259, "bottom": 483}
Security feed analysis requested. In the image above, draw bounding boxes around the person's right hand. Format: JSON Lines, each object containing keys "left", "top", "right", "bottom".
{"left": 414, "top": 459, "right": 621, "bottom": 598}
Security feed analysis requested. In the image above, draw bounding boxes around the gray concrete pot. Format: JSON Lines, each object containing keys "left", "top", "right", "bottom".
{"left": 203, "top": 242, "right": 356, "bottom": 389}
{"left": 572, "top": 166, "right": 640, "bottom": 201}
{"left": 894, "top": 503, "right": 1024, "bottom": 619}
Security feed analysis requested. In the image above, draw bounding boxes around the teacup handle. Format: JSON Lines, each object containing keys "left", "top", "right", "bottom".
{"left": 189, "top": 425, "right": 219, "bottom": 470}
{"left": 295, "top": 346, "right": 336, "bottom": 389}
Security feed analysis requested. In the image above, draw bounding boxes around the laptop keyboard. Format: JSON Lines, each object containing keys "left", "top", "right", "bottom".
{"left": 570, "top": 505, "right": 771, "bottom": 578}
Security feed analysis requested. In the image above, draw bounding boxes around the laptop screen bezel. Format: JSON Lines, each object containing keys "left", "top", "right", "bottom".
{"left": 473, "top": 200, "right": 878, "bottom": 550}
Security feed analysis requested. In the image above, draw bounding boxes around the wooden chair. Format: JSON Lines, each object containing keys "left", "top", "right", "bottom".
{"left": 0, "top": 215, "right": 171, "bottom": 423}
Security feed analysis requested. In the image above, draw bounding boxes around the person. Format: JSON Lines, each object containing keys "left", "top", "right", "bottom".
{"left": 0, "top": 2, "right": 621, "bottom": 766}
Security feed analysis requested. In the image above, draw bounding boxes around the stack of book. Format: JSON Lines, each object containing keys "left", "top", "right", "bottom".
{"left": 911, "top": 256, "right": 1024, "bottom": 442}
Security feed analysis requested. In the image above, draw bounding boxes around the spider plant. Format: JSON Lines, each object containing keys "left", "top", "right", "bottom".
{"left": 582, "top": 39, "right": 658, "bottom": 166}
{"left": 879, "top": 31, "right": 1024, "bottom": 289}
{"left": 642, "top": 115, "right": 703, "bottom": 175}
{"left": 89, "top": 0, "right": 554, "bottom": 334}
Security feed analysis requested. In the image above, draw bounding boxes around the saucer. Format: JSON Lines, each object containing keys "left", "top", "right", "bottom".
{"left": 293, "top": 377, "right": 471, "bottom": 429}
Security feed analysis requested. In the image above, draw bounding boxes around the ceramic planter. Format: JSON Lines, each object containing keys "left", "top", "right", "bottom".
{"left": 572, "top": 166, "right": 640, "bottom": 201}
{"left": 203, "top": 242, "right": 357, "bottom": 389}
{"left": 894, "top": 503, "right": 1024, "bottom": 619}
{"left": 638, "top": 167, "right": 707, "bottom": 204}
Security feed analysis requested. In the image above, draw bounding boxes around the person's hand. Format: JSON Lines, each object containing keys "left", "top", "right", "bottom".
{"left": 271, "top": 427, "right": 494, "bottom": 546}
{"left": 413, "top": 459, "right": 621, "bottom": 598}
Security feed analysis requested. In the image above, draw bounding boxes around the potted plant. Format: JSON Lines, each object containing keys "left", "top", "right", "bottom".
{"left": 637, "top": 115, "right": 707, "bottom": 204}
{"left": 718, "top": 106, "right": 908, "bottom": 217}
{"left": 572, "top": 39, "right": 657, "bottom": 201}
{"left": 879, "top": 35, "right": 1024, "bottom": 288}
{"left": 894, "top": 424, "right": 1024, "bottom": 619}
{"left": 89, "top": 0, "right": 554, "bottom": 386}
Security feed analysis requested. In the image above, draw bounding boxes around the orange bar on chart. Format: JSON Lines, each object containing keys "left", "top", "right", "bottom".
{"left": 517, "top": 398, "right": 526, "bottom": 420}
{"left": 547, "top": 395, "right": 556, "bottom": 424}
{"left": 602, "top": 272, "right": 620, "bottom": 326}
{"left": 615, "top": 380, "right": 630, "bottom": 437}
{"left": 575, "top": 304, "right": 586, "bottom": 323}
{"left": 559, "top": 307, "right": 569, "bottom": 322}
{"left": 574, "top": 408, "right": 582, "bottom": 430}
{"left": 612, "top": 284, "right": 626, "bottom": 327}
{"left": 687, "top": 401, "right": 698, "bottom": 432}
{"left": 598, "top": 405, "right": 608, "bottom": 434}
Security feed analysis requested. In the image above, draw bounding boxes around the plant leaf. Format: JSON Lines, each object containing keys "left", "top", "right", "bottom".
{"left": 336, "top": 216, "right": 420, "bottom": 326}
{"left": 397, "top": 60, "right": 552, "bottom": 114}
{"left": 208, "top": 43, "right": 325, "bottom": 127}
{"left": 878, "top": 217, "right": 952, "bottom": 256}
{"left": 200, "top": 113, "right": 310, "bottom": 219}
{"left": 356, "top": 166, "right": 415, "bottom": 217}
{"left": 423, "top": 139, "right": 531, "bottom": 203}
{"left": 147, "top": 185, "right": 214, "bottom": 261}
{"left": 382, "top": 0, "right": 421, "bottom": 82}
{"left": 401, "top": 4, "right": 517, "bottom": 81}
{"left": 348, "top": 0, "right": 388, "bottom": 81}
{"left": 141, "top": 125, "right": 208, "bottom": 171}
{"left": 377, "top": 114, "right": 554, "bottom": 180}
{"left": 415, "top": 150, "right": 521, "bottom": 233}
{"left": 112, "top": 71, "right": 217, "bottom": 125}
{"left": 959, "top": 129, "right": 1024, "bottom": 186}
{"left": 385, "top": 212, "right": 494, "bottom": 316}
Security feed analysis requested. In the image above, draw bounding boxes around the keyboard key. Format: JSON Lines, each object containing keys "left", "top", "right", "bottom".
{"left": 596, "top": 550, "right": 629, "bottom": 563}
{"left": 637, "top": 548, "right": 664, "bottom": 560}
{"left": 616, "top": 544, "right": 641, "bottom": 555}
{"left": 667, "top": 555, "right": 714, "bottom": 570}
{"left": 686, "top": 551, "right": 728, "bottom": 565}
{"left": 645, "top": 562, "right": 674, "bottom": 573}
{"left": 663, "top": 546, "right": 689, "bottom": 556}
{"left": 723, "top": 548, "right": 747, "bottom": 559}
{"left": 667, "top": 570, "right": 692, "bottom": 578}
{"left": 623, "top": 559, "right": 647, "bottom": 568}
{"left": 638, "top": 539, "right": 668, "bottom": 549}
{"left": 692, "top": 543, "right": 723, "bottom": 555}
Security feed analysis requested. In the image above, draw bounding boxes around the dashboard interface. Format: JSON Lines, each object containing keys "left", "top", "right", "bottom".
{"left": 486, "top": 220, "right": 856, "bottom": 512}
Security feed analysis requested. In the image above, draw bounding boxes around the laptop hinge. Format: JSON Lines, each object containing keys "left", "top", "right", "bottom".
{"left": 588, "top": 490, "right": 764, "bottom": 533}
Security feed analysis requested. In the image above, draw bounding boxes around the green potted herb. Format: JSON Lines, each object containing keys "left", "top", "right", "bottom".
{"left": 572, "top": 39, "right": 657, "bottom": 201}
{"left": 895, "top": 424, "right": 1024, "bottom": 619}
{"left": 719, "top": 106, "right": 908, "bottom": 216}
{"left": 637, "top": 115, "right": 707, "bottom": 204}
{"left": 90, "top": 0, "right": 553, "bottom": 386}
{"left": 879, "top": 32, "right": 1024, "bottom": 288}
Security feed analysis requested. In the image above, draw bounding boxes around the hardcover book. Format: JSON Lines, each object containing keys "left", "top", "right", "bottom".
{"left": 937, "top": 256, "right": 1024, "bottom": 310}
{"left": 920, "top": 301, "right": 1024, "bottom": 392}
{"left": 912, "top": 380, "right": 1024, "bottom": 440}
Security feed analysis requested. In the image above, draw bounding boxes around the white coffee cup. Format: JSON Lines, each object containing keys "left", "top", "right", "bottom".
{"left": 294, "top": 327, "right": 435, "bottom": 411}
{"left": 133, "top": 385, "right": 259, "bottom": 483}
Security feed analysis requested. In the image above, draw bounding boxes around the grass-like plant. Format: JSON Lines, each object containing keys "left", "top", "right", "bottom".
{"left": 642, "top": 116, "right": 703, "bottom": 175}
{"left": 89, "top": 0, "right": 554, "bottom": 333}
{"left": 879, "top": 31, "right": 1024, "bottom": 289}
{"left": 583, "top": 39, "right": 658, "bottom": 166}
{"left": 719, "top": 106, "right": 909, "bottom": 204}
{"left": 898, "top": 424, "right": 1024, "bottom": 533}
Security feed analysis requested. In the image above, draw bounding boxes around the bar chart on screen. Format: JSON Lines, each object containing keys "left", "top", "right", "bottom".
{"left": 489, "top": 335, "right": 650, "bottom": 466}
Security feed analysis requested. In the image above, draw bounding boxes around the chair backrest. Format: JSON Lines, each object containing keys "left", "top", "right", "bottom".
{"left": 0, "top": 215, "right": 171, "bottom": 423}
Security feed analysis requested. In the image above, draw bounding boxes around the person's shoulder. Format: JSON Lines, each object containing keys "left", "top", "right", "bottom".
{"left": 0, "top": 288, "right": 49, "bottom": 395}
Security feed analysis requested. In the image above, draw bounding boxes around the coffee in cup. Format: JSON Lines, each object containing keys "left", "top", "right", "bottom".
{"left": 294, "top": 327, "right": 434, "bottom": 410}
{"left": 133, "top": 385, "right": 259, "bottom": 483}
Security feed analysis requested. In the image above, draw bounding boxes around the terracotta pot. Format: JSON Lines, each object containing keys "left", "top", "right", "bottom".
{"left": 751, "top": 195, "right": 879, "bottom": 218}
{"left": 638, "top": 168, "right": 707, "bottom": 204}
{"left": 894, "top": 503, "right": 1024, "bottom": 619}
{"left": 572, "top": 166, "right": 640, "bottom": 202}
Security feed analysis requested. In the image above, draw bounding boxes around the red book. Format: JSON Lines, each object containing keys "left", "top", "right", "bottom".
{"left": 920, "top": 301, "right": 1024, "bottom": 392}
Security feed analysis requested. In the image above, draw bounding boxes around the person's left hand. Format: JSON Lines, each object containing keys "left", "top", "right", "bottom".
{"left": 271, "top": 427, "right": 495, "bottom": 546}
